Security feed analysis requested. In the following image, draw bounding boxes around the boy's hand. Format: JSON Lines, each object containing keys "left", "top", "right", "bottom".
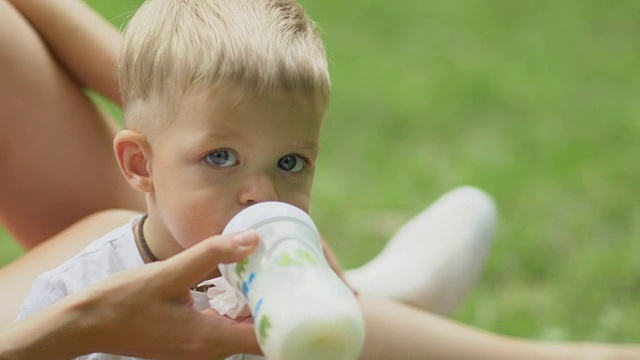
{"left": 320, "top": 237, "right": 359, "bottom": 296}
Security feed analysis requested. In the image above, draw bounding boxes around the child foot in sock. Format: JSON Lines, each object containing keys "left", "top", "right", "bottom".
{"left": 345, "top": 186, "right": 497, "bottom": 316}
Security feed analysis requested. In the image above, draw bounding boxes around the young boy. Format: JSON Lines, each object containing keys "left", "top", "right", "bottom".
{"left": 20, "top": 0, "right": 364, "bottom": 358}
{"left": 15, "top": 0, "right": 640, "bottom": 359}
{"left": 18, "top": 0, "right": 328, "bottom": 358}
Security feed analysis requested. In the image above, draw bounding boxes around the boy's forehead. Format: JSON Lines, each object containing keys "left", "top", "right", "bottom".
{"left": 176, "top": 85, "right": 326, "bottom": 121}
{"left": 195, "top": 126, "right": 320, "bottom": 150}
{"left": 168, "top": 85, "right": 324, "bottom": 138}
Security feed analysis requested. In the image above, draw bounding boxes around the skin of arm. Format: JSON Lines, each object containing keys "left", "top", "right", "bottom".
{"left": 7, "top": 0, "right": 122, "bottom": 106}
{"left": 0, "top": 211, "right": 142, "bottom": 327}
{"left": 0, "top": 230, "right": 262, "bottom": 360}
{"left": 0, "top": 291, "right": 95, "bottom": 360}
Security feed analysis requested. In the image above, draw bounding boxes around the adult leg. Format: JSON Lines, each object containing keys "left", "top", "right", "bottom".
{"left": 358, "top": 297, "right": 640, "bottom": 360}
{"left": 346, "top": 186, "right": 497, "bottom": 315}
{"left": 0, "top": 1, "right": 144, "bottom": 249}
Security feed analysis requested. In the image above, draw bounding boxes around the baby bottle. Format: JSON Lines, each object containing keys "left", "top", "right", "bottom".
{"left": 220, "top": 201, "right": 365, "bottom": 360}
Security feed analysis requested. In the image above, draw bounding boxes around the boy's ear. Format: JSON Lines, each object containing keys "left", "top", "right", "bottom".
{"left": 113, "top": 130, "right": 154, "bottom": 193}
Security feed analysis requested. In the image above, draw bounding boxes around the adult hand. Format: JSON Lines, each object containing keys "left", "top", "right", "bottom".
{"left": 0, "top": 230, "right": 262, "bottom": 360}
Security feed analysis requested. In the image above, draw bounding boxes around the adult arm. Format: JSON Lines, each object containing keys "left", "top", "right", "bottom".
{"left": 0, "top": 230, "right": 262, "bottom": 360}
{"left": 0, "top": 210, "right": 142, "bottom": 326}
{"left": 7, "top": 0, "right": 122, "bottom": 106}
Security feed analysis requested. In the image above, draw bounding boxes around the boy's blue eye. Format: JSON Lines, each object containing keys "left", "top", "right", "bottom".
{"left": 206, "top": 150, "right": 238, "bottom": 168}
{"left": 278, "top": 155, "right": 305, "bottom": 172}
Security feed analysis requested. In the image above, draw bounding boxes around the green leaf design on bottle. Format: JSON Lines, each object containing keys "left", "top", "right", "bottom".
{"left": 278, "top": 253, "right": 293, "bottom": 266}
{"left": 258, "top": 315, "right": 272, "bottom": 344}
{"left": 277, "top": 249, "right": 319, "bottom": 267}
{"left": 235, "top": 258, "right": 249, "bottom": 278}
{"left": 298, "top": 249, "right": 317, "bottom": 265}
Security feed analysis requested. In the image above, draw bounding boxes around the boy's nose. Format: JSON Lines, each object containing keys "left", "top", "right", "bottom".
{"left": 239, "top": 174, "right": 278, "bottom": 205}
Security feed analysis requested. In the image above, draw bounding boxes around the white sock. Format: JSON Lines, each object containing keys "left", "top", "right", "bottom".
{"left": 345, "top": 186, "right": 497, "bottom": 316}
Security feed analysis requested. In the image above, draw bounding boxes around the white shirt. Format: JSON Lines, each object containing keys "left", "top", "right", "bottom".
{"left": 17, "top": 216, "right": 263, "bottom": 360}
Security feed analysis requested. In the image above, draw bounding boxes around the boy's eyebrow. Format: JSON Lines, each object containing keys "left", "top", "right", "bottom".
{"left": 196, "top": 128, "right": 241, "bottom": 143}
{"left": 296, "top": 141, "right": 319, "bottom": 153}
{"left": 188, "top": 129, "right": 238, "bottom": 150}
{"left": 194, "top": 130, "right": 320, "bottom": 154}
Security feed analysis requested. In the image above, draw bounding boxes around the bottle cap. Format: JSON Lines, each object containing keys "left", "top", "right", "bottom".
{"left": 222, "top": 201, "right": 318, "bottom": 235}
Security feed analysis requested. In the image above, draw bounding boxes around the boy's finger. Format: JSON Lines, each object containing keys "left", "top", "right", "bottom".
{"left": 162, "top": 230, "right": 260, "bottom": 292}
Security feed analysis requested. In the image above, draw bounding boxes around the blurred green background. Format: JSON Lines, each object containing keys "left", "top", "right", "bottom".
{"left": 1, "top": 0, "right": 639, "bottom": 343}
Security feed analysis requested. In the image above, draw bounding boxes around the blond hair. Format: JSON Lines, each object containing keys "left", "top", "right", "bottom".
{"left": 119, "top": 0, "right": 330, "bottom": 128}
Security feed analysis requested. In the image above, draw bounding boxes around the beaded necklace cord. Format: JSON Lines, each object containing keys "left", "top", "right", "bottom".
{"left": 137, "top": 214, "right": 213, "bottom": 292}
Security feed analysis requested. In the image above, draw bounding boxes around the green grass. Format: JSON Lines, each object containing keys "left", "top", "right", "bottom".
{"left": 1, "top": 0, "right": 638, "bottom": 344}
